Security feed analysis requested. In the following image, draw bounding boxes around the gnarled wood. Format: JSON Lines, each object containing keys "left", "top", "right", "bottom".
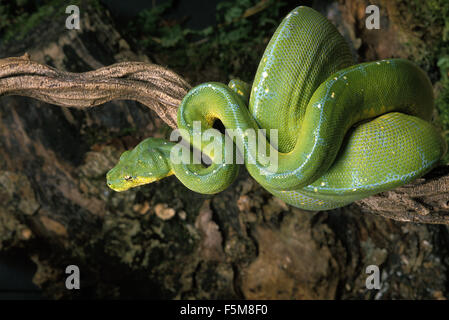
{"left": 0, "top": 53, "right": 190, "bottom": 129}
{"left": 355, "top": 165, "right": 449, "bottom": 224}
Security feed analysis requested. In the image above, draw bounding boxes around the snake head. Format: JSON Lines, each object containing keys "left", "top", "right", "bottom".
{"left": 106, "top": 138, "right": 175, "bottom": 192}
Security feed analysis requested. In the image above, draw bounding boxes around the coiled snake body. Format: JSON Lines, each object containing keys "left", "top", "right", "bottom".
{"left": 107, "top": 6, "right": 446, "bottom": 211}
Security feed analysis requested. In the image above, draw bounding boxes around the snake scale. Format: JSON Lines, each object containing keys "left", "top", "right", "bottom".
{"left": 107, "top": 6, "right": 447, "bottom": 211}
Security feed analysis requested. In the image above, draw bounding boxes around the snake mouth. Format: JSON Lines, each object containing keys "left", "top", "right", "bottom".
{"left": 106, "top": 175, "right": 158, "bottom": 192}
{"left": 106, "top": 179, "right": 130, "bottom": 192}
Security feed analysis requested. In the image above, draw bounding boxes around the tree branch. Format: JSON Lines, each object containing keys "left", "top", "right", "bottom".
{"left": 0, "top": 53, "right": 190, "bottom": 128}
{"left": 1, "top": 54, "right": 448, "bottom": 224}
{"left": 354, "top": 165, "right": 449, "bottom": 224}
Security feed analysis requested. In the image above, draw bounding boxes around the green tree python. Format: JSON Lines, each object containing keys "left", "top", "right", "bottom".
{"left": 106, "top": 6, "right": 447, "bottom": 211}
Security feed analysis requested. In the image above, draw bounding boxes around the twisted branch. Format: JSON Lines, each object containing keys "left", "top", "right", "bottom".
{"left": 354, "top": 166, "right": 449, "bottom": 224}
{"left": 0, "top": 53, "right": 190, "bottom": 128}
{"left": 1, "top": 54, "right": 448, "bottom": 224}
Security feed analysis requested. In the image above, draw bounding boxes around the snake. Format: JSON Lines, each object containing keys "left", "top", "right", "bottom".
{"left": 106, "top": 6, "right": 447, "bottom": 211}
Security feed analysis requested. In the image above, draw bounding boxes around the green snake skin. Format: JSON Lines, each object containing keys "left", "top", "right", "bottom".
{"left": 107, "top": 6, "right": 446, "bottom": 211}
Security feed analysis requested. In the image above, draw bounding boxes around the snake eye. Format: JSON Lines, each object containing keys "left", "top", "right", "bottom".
{"left": 124, "top": 175, "right": 133, "bottom": 181}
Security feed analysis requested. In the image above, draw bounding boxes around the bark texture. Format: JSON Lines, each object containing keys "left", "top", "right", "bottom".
{"left": 0, "top": 54, "right": 188, "bottom": 129}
